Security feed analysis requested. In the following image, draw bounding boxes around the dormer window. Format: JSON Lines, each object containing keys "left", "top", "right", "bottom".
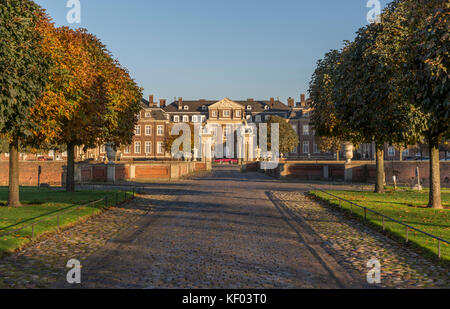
{"left": 184, "top": 105, "right": 189, "bottom": 110}
{"left": 145, "top": 112, "right": 151, "bottom": 118}
{"left": 202, "top": 105, "right": 207, "bottom": 111}
{"left": 247, "top": 105, "right": 252, "bottom": 110}
{"left": 265, "top": 105, "right": 270, "bottom": 110}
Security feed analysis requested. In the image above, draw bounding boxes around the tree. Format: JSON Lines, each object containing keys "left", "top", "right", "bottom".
{"left": 266, "top": 116, "right": 299, "bottom": 157}
{"left": 376, "top": 0, "right": 449, "bottom": 208}
{"left": 31, "top": 24, "right": 142, "bottom": 191}
{"left": 0, "top": 138, "right": 8, "bottom": 154}
{"left": 0, "top": 0, "right": 51, "bottom": 206}
{"left": 315, "top": 136, "right": 342, "bottom": 161}
{"left": 333, "top": 23, "right": 420, "bottom": 193}
{"left": 164, "top": 123, "right": 195, "bottom": 158}
{"left": 309, "top": 50, "right": 359, "bottom": 163}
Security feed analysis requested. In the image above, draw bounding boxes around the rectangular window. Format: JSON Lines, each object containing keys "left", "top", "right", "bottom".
{"left": 388, "top": 146, "right": 395, "bottom": 157}
{"left": 236, "top": 110, "right": 241, "bottom": 117}
{"left": 157, "top": 125, "right": 164, "bottom": 136}
{"left": 255, "top": 115, "right": 261, "bottom": 122}
{"left": 223, "top": 110, "right": 230, "bottom": 117}
{"left": 135, "top": 125, "right": 141, "bottom": 136}
{"left": 134, "top": 142, "right": 141, "bottom": 154}
{"left": 402, "top": 149, "right": 409, "bottom": 157}
{"left": 183, "top": 115, "right": 189, "bottom": 122}
{"left": 145, "top": 125, "right": 152, "bottom": 136}
{"left": 192, "top": 115, "right": 198, "bottom": 123}
{"left": 314, "top": 143, "right": 319, "bottom": 153}
{"left": 157, "top": 142, "right": 164, "bottom": 154}
{"left": 303, "top": 125, "right": 310, "bottom": 136}
{"left": 145, "top": 141, "right": 151, "bottom": 154}
{"left": 303, "top": 141, "right": 310, "bottom": 154}
{"left": 124, "top": 146, "right": 130, "bottom": 154}
{"left": 212, "top": 110, "right": 217, "bottom": 117}
{"left": 291, "top": 125, "right": 298, "bottom": 133}
{"left": 100, "top": 144, "right": 106, "bottom": 154}
{"left": 173, "top": 115, "right": 180, "bottom": 122}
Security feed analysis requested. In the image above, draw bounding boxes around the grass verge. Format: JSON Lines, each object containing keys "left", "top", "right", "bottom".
{"left": 0, "top": 187, "right": 133, "bottom": 255}
{"left": 309, "top": 188, "right": 450, "bottom": 266}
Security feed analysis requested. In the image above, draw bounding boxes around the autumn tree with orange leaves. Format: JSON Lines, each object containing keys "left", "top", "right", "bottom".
{"left": 31, "top": 18, "right": 142, "bottom": 192}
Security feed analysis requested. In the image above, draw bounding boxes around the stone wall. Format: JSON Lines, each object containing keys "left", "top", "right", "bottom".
{"left": 0, "top": 161, "right": 65, "bottom": 186}
{"left": 0, "top": 160, "right": 212, "bottom": 186}
{"left": 256, "top": 161, "right": 450, "bottom": 187}
{"left": 74, "top": 161, "right": 212, "bottom": 183}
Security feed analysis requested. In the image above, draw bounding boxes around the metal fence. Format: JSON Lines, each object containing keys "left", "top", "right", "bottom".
{"left": 311, "top": 186, "right": 449, "bottom": 260}
{"left": 0, "top": 189, "right": 137, "bottom": 240}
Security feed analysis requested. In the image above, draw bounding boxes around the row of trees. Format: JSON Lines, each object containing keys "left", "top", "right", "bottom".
{"left": 0, "top": 0, "right": 142, "bottom": 206}
{"left": 309, "top": 0, "right": 448, "bottom": 209}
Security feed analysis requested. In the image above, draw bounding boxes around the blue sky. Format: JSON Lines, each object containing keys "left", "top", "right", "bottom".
{"left": 34, "top": 0, "right": 390, "bottom": 102}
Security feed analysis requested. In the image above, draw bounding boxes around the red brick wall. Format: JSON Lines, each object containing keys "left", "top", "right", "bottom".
{"left": 0, "top": 161, "right": 65, "bottom": 186}
{"left": 384, "top": 161, "right": 450, "bottom": 187}
{"left": 135, "top": 165, "right": 170, "bottom": 178}
{"left": 258, "top": 161, "right": 450, "bottom": 187}
{"left": 194, "top": 163, "right": 206, "bottom": 171}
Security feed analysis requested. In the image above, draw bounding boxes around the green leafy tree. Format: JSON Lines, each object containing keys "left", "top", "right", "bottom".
{"left": 0, "top": 0, "right": 51, "bottom": 206}
{"left": 376, "top": 0, "right": 449, "bottom": 208}
{"left": 164, "top": 123, "right": 195, "bottom": 157}
{"left": 333, "top": 23, "right": 420, "bottom": 193}
{"left": 309, "top": 50, "right": 360, "bottom": 162}
{"left": 266, "top": 116, "right": 299, "bottom": 156}
{"left": 315, "top": 136, "right": 342, "bottom": 161}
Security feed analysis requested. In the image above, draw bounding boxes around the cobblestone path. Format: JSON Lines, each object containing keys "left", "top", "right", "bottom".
{"left": 271, "top": 191, "right": 450, "bottom": 288}
{"left": 0, "top": 193, "right": 173, "bottom": 288}
{"left": 56, "top": 166, "right": 363, "bottom": 289}
{"left": 0, "top": 166, "right": 447, "bottom": 289}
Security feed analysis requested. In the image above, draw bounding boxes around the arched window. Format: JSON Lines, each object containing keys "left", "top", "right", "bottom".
{"left": 202, "top": 105, "right": 207, "bottom": 111}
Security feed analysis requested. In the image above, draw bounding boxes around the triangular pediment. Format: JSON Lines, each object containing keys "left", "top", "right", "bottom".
{"left": 209, "top": 98, "right": 244, "bottom": 109}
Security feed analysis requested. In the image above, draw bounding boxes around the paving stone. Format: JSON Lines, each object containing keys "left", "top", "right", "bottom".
{"left": 271, "top": 191, "right": 449, "bottom": 289}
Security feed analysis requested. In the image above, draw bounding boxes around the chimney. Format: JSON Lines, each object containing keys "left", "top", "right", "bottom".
{"left": 301, "top": 94, "right": 306, "bottom": 107}
{"left": 159, "top": 99, "right": 166, "bottom": 108}
{"left": 288, "top": 97, "right": 294, "bottom": 108}
{"left": 247, "top": 98, "right": 254, "bottom": 102}
{"left": 178, "top": 97, "right": 183, "bottom": 110}
{"left": 149, "top": 95, "right": 154, "bottom": 107}
{"left": 270, "top": 97, "right": 275, "bottom": 108}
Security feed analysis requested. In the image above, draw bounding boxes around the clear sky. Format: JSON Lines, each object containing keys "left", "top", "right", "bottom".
{"left": 34, "top": 0, "right": 390, "bottom": 103}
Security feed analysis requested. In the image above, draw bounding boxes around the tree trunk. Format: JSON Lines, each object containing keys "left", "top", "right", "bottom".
{"left": 66, "top": 143, "right": 75, "bottom": 192}
{"left": 375, "top": 147, "right": 385, "bottom": 193}
{"left": 8, "top": 139, "right": 21, "bottom": 207}
{"left": 428, "top": 144, "right": 442, "bottom": 209}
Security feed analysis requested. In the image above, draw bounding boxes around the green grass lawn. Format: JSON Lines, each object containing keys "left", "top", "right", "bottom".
{"left": 310, "top": 188, "right": 450, "bottom": 264}
{"left": 0, "top": 187, "right": 133, "bottom": 255}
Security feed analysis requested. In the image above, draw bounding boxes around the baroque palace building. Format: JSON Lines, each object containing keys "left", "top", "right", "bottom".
{"left": 99, "top": 94, "right": 336, "bottom": 161}
{"left": 1, "top": 94, "right": 438, "bottom": 162}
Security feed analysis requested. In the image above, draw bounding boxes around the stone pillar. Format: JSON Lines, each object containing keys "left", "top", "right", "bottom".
{"left": 107, "top": 164, "right": 115, "bottom": 183}
{"left": 323, "top": 165, "right": 329, "bottom": 180}
{"left": 344, "top": 164, "right": 353, "bottom": 182}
